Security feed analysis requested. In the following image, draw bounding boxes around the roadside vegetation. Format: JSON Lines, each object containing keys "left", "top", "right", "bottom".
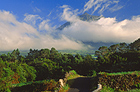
{"left": 59, "top": 70, "right": 83, "bottom": 92}
{"left": 0, "top": 38, "right": 140, "bottom": 91}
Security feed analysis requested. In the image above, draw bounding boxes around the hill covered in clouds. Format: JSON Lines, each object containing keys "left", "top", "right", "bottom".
{"left": 56, "top": 13, "right": 115, "bottom": 50}
{"left": 0, "top": 0, "right": 140, "bottom": 51}
{"left": 57, "top": 12, "right": 102, "bottom": 30}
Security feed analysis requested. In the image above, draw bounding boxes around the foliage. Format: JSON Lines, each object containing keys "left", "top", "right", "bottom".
{"left": 58, "top": 49, "right": 95, "bottom": 56}
{"left": 11, "top": 79, "right": 59, "bottom": 92}
{"left": 128, "top": 88, "right": 140, "bottom": 92}
{"left": 99, "top": 72, "right": 140, "bottom": 91}
{"left": 0, "top": 58, "right": 14, "bottom": 92}
{"left": 43, "top": 79, "right": 59, "bottom": 91}
{"left": 69, "top": 70, "right": 77, "bottom": 75}
{"left": 100, "top": 86, "right": 115, "bottom": 92}
{"left": 99, "top": 71, "right": 140, "bottom": 76}
{"left": 92, "top": 70, "right": 97, "bottom": 76}
{"left": 95, "top": 42, "right": 140, "bottom": 72}
{"left": 9, "top": 63, "right": 36, "bottom": 83}
{"left": 62, "top": 84, "right": 69, "bottom": 91}
{"left": 1, "top": 37, "right": 140, "bottom": 91}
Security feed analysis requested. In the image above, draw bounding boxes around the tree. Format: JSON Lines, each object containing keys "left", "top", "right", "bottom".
{"left": 95, "top": 46, "right": 109, "bottom": 58}
{"left": 108, "top": 44, "right": 119, "bottom": 53}
{"left": 40, "top": 49, "right": 50, "bottom": 59}
{"left": 129, "top": 38, "right": 140, "bottom": 51}
{"left": 0, "top": 58, "right": 14, "bottom": 91}
{"left": 0, "top": 54, "right": 8, "bottom": 61}
{"left": 10, "top": 49, "right": 20, "bottom": 62}
{"left": 50, "top": 47, "right": 62, "bottom": 63}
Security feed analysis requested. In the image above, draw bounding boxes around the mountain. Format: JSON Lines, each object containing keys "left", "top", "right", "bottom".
{"left": 129, "top": 38, "right": 140, "bottom": 50}
{"left": 56, "top": 13, "right": 116, "bottom": 50}
{"left": 57, "top": 12, "right": 102, "bottom": 30}
{"left": 79, "top": 12, "right": 102, "bottom": 21}
{"left": 57, "top": 22, "right": 71, "bottom": 30}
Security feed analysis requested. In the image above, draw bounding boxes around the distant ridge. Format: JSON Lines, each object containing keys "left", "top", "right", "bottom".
{"left": 79, "top": 12, "right": 102, "bottom": 21}
{"left": 57, "top": 13, "right": 103, "bottom": 30}
{"left": 129, "top": 38, "right": 140, "bottom": 50}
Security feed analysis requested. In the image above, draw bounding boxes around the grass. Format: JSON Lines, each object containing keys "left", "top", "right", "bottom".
{"left": 69, "top": 70, "right": 77, "bottom": 75}
{"left": 127, "top": 89, "right": 140, "bottom": 92}
{"left": 100, "top": 86, "right": 140, "bottom": 92}
{"left": 12, "top": 70, "right": 83, "bottom": 92}
{"left": 62, "top": 84, "right": 69, "bottom": 91}
{"left": 67, "top": 70, "right": 84, "bottom": 80}
{"left": 60, "top": 70, "right": 84, "bottom": 92}
{"left": 100, "top": 86, "right": 115, "bottom": 92}
{"left": 11, "top": 79, "right": 59, "bottom": 92}
{"left": 66, "top": 70, "right": 83, "bottom": 87}
{"left": 99, "top": 71, "right": 140, "bottom": 76}
{"left": 11, "top": 79, "right": 53, "bottom": 87}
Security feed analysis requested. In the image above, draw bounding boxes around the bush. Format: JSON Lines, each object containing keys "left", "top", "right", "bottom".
{"left": 92, "top": 70, "right": 97, "bottom": 76}
{"left": 99, "top": 73, "right": 140, "bottom": 91}
{"left": 0, "top": 59, "right": 15, "bottom": 92}
{"left": 9, "top": 63, "right": 36, "bottom": 83}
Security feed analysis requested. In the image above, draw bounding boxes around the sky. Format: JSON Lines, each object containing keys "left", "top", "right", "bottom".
{"left": 0, "top": 0, "right": 140, "bottom": 51}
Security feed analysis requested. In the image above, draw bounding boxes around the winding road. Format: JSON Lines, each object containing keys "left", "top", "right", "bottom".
{"left": 67, "top": 77, "right": 92, "bottom": 92}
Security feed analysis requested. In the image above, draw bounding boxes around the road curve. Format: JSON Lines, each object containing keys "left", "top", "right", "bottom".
{"left": 67, "top": 77, "right": 92, "bottom": 92}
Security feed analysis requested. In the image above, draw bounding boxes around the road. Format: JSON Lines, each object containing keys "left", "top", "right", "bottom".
{"left": 67, "top": 77, "right": 93, "bottom": 92}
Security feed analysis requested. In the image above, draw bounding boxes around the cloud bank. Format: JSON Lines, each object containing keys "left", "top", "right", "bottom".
{"left": 0, "top": 10, "right": 86, "bottom": 51}
{"left": 61, "top": 5, "right": 140, "bottom": 43}
{"left": 24, "top": 14, "right": 42, "bottom": 26}
{"left": 0, "top": 0, "right": 140, "bottom": 51}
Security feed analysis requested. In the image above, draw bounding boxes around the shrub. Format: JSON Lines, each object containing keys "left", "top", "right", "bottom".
{"left": 0, "top": 59, "right": 15, "bottom": 92}
{"left": 92, "top": 70, "right": 97, "bottom": 76}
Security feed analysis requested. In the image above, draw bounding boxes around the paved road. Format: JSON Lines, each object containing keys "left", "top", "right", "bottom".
{"left": 67, "top": 77, "right": 92, "bottom": 92}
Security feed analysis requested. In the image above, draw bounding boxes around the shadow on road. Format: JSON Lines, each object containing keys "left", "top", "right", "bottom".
{"left": 67, "top": 77, "right": 96, "bottom": 92}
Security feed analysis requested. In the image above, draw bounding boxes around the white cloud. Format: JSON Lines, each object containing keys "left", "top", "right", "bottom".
{"left": 83, "top": 0, "right": 95, "bottom": 13}
{"left": 48, "top": 11, "right": 52, "bottom": 17}
{"left": 60, "top": 7, "right": 140, "bottom": 43}
{"left": 0, "top": 10, "right": 86, "bottom": 51}
{"left": 83, "top": 0, "right": 123, "bottom": 14}
{"left": 0, "top": 1, "right": 138, "bottom": 51}
{"left": 60, "top": 5, "right": 80, "bottom": 22}
{"left": 0, "top": 11, "right": 39, "bottom": 51}
{"left": 33, "top": 7, "right": 41, "bottom": 12}
{"left": 39, "top": 19, "right": 51, "bottom": 31}
{"left": 109, "top": 4, "right": 123, "bottom": 12}
{"left": 39, "top": 35, "right": 86, "bottom": 50}
{"left": 24, "top": 14, "right": 42, "bottom": 26}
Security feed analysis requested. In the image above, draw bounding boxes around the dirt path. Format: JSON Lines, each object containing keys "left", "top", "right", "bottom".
{"left": 67, "top": 77, "right": 93, "bottom": 92}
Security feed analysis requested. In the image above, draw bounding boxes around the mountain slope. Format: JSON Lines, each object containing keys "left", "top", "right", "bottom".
{"left": 129, "top": 38, "right": 140, "bottom": 50}
{"left": 79, "top": 12, "right": 102, "bottom": 21}
{"left": 57, "top": 12, "right": 102, "bottom": 30}
{"left": 56, "top": 13, "right": 115, "bottom": 50}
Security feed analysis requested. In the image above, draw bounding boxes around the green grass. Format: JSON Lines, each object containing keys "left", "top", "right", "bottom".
{"left": 100, "top": 86, "right": 140, "bottom": 92}
{"left": 99, "top": 71, "right": 140, "bottom": 76}
{"left": 62, "top": 84, "right": 69, "bottom": 91}
{"left": 67, "top": 70, "right": 84, "bottom": 81}
{"left": 100, "top": 86, "right": 115, "bottom": 92}
{"left": 69, "top": 70, "right": 77, "bottom": 75}
{"left": 127, "top": 89, "right": 140, "bottom": 92}
{"left": 12, "top": 79, "right": 51, "bottom": 87}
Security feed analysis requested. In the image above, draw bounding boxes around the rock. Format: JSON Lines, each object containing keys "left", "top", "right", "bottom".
{"left": 92, "top": 84, "right": 102, "bottom": 92}
{"left": 59, "top": 79, "right": 64, "bottom": 87}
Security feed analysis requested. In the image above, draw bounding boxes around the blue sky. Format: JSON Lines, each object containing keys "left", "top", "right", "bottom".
{"left": 1, "top": 0, "right": 139, "bottom": 22}
{"left": 0, "top": 0, "right": 140, "bottom": 51}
